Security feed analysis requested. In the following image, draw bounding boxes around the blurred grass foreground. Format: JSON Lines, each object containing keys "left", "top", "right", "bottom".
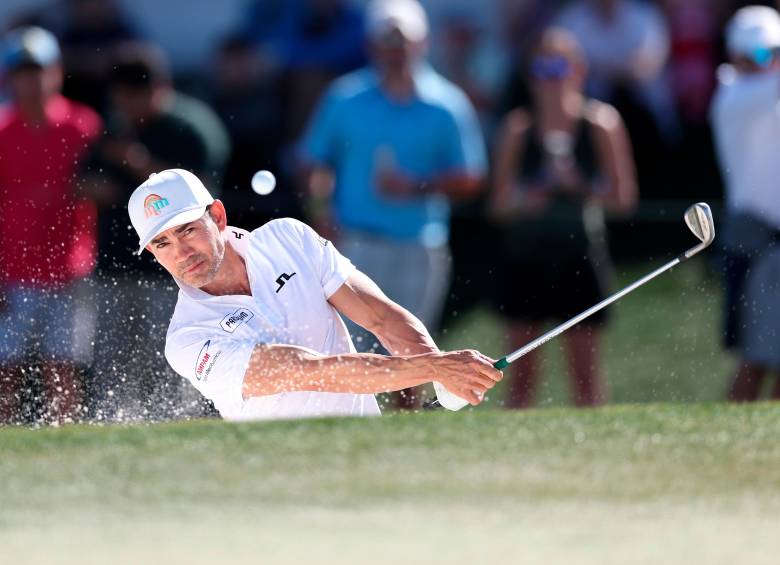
{"left": 1, "top": 403, "right": 779, "bottom": 564}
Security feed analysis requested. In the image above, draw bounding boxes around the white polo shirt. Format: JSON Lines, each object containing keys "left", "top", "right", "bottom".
{"left": 711, "top": 65, "right": 780, "bottom": 229}
{"left": 164, "top": 218, "right": 382, "bottom": 421}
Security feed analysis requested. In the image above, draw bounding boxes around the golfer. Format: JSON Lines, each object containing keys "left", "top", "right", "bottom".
{"left": 128, "top": 169, "right": 500, "bottom": 420}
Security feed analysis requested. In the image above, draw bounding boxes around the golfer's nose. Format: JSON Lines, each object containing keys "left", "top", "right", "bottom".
{"left": 175, "top": 240, "right": 196, "bottom": 265}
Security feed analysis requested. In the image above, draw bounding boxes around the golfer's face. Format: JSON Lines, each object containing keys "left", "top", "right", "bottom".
{"left": 147, "top": 214, "right": 225, "bottom": 288}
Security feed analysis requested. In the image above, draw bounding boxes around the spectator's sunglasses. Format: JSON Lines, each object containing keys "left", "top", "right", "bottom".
{"left": 530, "top": 55, "right": 572, "bottom": 81}
{"left": 750, "top": 47, "right": 776, "bottom": 68}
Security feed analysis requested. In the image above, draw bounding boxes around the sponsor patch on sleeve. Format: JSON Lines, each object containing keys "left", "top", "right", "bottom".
{"left": 194, "top": 340, "right": 223, "bottom": 382}
{"left": 220, "top": 308, "right": 255, "bottom": 333}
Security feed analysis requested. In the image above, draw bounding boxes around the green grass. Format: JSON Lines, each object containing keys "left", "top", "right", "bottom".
{"left": 2, "top": 404, "right": 780, "bottom": 564}
{"left": 439, "top": 256, "right": 735, "bottom": 407}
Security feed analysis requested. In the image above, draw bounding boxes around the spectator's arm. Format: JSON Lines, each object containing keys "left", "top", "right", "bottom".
{"left": 488, "top": 109, "right": 538, "bottom": 219}
{"left": 588, "top": 102, "right": 639, "bottom": 215}
{"left": 434, "top": 93, "right": 488, "bottom": 200}
{"left": 424, "top": 171, "right": 483, "bottom": 200}
{"left": 98, "top": 137, "right": 173, "bottom": 183}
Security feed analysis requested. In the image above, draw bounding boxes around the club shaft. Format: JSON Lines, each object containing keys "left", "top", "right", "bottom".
{"left": 425, "top": 240, "right": 710, "bottom": 409}
{"left": 499, "top": 254, "right": 686, "bottom": 367}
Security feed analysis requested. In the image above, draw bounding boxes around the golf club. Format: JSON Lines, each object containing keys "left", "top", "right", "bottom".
{"left": 428, "top": 202, "right": 716, "bottom": 411}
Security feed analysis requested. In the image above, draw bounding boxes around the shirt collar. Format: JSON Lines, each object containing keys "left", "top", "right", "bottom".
{"left": 369, "top": 61, "right": 435, "bottom": 101}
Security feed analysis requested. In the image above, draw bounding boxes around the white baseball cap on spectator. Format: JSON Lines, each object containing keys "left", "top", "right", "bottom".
{"left": 128, "top": 169, "right": 215, "bottom": 254}
{"left": 726, "top": 6, "right": 780, "bottom": 61}
{"left": 366, "top": 0, "right": 428, "bottom": 42}
{"left": 1, "top": 26, "right": 61, "bottom": 73}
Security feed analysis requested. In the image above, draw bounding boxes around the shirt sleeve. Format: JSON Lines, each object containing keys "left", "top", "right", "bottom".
{"left": 279, "top": 218, "right": 355, "bottom": 298}
{"left": 439, "top": 95, "right": 488, "bottom": 176}
{"left": 165, "top": 330, "right": 256, "bottom": 415}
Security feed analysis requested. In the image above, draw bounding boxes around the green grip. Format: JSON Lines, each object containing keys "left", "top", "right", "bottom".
{"left": 494, "top": 357, "right": 510, "bottom": 370}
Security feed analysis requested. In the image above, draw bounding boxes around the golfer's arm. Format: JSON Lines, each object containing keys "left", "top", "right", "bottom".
{"left": 241, "top": 345, "right": 435, "bottom": 397}
{"left": 327, "top": 271, "right": 439, "bottom": 356}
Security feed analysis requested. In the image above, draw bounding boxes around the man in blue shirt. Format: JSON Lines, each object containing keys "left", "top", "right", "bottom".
{"left": 300, "top": 0, "right": 487, "bottom": 409}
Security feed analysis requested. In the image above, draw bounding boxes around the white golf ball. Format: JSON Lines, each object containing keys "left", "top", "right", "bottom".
{"left": 251, "top": 170, "right": 276, "bottom": 195}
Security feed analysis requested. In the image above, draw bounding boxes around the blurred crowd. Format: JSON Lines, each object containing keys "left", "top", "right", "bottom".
{"left": 0, "top": 0, "right": 778, "bottom": 424}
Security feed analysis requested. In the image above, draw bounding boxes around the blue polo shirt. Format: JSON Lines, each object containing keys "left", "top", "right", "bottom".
{"left": 301, "top": 64, "right": 486, "bottom": 243}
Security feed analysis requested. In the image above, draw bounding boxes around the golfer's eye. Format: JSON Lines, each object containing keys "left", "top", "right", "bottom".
{"left": 155, "top": 242, "right": 169, "bottom": 249}
{"left": 184, "top": 227, "right": 195, "bottom": 236}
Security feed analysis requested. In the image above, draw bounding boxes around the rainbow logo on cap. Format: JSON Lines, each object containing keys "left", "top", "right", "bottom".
{"left": 144, "top": 194, "right": 170, "bottom": 218}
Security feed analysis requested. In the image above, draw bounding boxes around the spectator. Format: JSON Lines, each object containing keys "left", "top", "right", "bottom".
{"left": 557, "top": 0, "right": 677, "bottom": 197}
{"left": 711, "top": 6, "right": 780, "bottom": 402}
{"left": 241, "top": 0, "right": 367, "bottom": 143}
{"left": 56, "top": 0, "right": 142, "bottom": 114}
{"left": 211, "top": 35, "right": 301, "bottom": 230}
{"left": 79, "top": 43, "right": 229, "bottom": 421}
{"left": 489, "top": 28, "right": 637, "bottom": 408}
{"left": 0, "top": 27, "right": 102, "bottom": 424}
{"left": 665, "top": 0, "right": 721, "bottom": 126}
{"left": 300, "top": 0, "right": 487, "bottom": 409}
{"left": 496, "top": 0, "right": 563, "bottom": 113}
{"left": 429, "top": 7, "right": 506, "bottom": 136}
{"left": 662, "top": 0, "right": 725, "bottom": 201}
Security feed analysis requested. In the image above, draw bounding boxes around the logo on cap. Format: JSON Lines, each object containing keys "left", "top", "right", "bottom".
{"left": 143, "top": 194, "right": 170, "bottom": 218}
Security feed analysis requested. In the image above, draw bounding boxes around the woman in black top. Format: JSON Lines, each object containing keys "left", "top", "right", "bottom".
{"left": 489, "top": 28, "right": 638, "bottom": 408}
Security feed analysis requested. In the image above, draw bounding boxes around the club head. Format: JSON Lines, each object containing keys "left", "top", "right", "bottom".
{"left": 684, "top": 202, "right": 715, "bottom": 246}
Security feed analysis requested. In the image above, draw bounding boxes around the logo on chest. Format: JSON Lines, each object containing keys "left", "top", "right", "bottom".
{"left": 275, "top": 272, "right": 296, "bottom": 293}
{"left": 220, "top": 308, "right": 255, "bottom": 333}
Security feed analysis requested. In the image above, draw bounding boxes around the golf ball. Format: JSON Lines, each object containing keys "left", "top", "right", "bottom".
{"left": 251, "top": 170, "right": 276, "bottom": 195}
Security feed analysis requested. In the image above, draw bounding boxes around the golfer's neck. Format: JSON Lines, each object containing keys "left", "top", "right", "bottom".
{"left": 201, "top": 247, "right": 251, "bottom": 297}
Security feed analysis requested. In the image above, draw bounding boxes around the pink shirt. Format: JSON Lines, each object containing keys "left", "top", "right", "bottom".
{"left": 0, "top": 94, "right": 102, "bottom": 287}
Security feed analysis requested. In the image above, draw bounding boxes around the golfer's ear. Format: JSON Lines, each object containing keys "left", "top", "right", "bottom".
{"left": 209, "top": 199, "right": 228, "bottom": 230}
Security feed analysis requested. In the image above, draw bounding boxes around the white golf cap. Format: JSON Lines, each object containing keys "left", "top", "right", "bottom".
{"left": 2, "top": 26, "right": 61, "bottom": 73}
{"left": 726, "top": 6, "right": 780, "bottom": 57}
{"left": 128, "top": 169, "right": 214, "bottom": 254}
{"left": 366, "top": 0, "right": 428, "bottom": 43}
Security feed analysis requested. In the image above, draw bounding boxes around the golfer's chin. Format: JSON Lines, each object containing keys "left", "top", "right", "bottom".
{"left": 178, "top": 263, "right": 215, "bottom": 288}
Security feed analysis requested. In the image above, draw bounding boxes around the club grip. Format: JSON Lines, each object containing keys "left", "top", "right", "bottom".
{"left": 428, "top": 358, "right": 509, "bottom": 411}
{"left": 494, "top": 357, "right": 509, "bottom": 370}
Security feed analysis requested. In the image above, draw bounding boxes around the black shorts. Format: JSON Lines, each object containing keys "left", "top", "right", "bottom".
{"left": 492, "top": 242, "right": 612, "bottom": 325}
{"left": 723, "top": 252, "right": 752, "bottom": 350}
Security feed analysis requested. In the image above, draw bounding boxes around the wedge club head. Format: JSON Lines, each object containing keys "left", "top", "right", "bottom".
{"left": 684, "top": 202, "right": 715, "bottom": 247}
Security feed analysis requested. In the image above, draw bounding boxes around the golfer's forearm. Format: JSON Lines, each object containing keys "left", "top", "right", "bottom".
{"left": 372, "top": 305, "right": 439, "bottom": 356}
{"left": 241, "top": 344, "right": 435, "bottom": 397}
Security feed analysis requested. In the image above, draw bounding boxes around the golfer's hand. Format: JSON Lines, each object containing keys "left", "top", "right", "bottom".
{"left": 432, "top": 350, "right": 503, "bottom": 405}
